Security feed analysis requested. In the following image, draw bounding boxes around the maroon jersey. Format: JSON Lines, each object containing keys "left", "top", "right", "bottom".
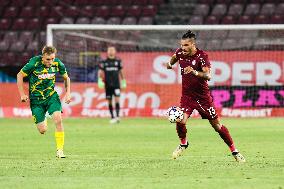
{"left": 175, "top": 48, "right": 212, "bottom": 101}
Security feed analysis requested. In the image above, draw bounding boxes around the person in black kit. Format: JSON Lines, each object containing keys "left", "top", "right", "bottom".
{"left": 98, "top": 46, "right": 126, "bottom": 123}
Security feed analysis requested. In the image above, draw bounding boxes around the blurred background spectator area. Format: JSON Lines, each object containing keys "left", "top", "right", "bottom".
{"left": 1, "top": 0, "right": 284, "bottom": 81}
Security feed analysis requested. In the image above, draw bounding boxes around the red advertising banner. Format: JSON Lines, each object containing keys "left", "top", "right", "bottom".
{"left": 1, "top": 51, "right": 284, "bottom": 118}
{"left": 118, "top": 51, "right": 284, "bottom": 86}
{"left": 1, "top": 83, "right": 284, "bottom": 118}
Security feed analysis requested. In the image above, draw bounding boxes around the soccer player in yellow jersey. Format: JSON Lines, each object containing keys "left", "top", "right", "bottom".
{"left": 17, "top": 46, "right": 71, "bottom": 158}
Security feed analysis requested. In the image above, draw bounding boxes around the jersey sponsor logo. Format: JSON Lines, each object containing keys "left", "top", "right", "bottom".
{"left": 106, "top": 67, "right": 119, "bottom": 71}
{"left": 38, "top": 73, "right": 56, "bottom": 79}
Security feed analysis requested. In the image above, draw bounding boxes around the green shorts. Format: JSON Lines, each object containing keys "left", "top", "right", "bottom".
{"left": 30, "top": 94, "right": 62, "bottom": 124}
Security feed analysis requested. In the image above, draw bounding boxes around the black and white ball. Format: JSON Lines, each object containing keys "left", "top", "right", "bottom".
{"left": 167, "top": 106, "right": 184, "bottom": 123}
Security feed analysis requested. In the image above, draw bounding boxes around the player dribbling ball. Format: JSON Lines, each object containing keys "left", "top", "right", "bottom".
{"left": 167, "top": 30, "right": 245, "bottom": 162}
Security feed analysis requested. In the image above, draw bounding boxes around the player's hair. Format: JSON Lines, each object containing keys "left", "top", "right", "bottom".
{"left": 181, "top": 30, "right": 196, "bottom": 40}
{"left": 42, "top": 46, "right": 57, "bottom": 55}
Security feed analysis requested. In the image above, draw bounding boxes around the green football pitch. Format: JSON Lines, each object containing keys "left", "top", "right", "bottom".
{"left": 0, "top": 118, "right": 283, "bottom": 189}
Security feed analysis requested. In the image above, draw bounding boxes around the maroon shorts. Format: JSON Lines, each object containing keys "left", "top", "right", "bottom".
{"left": 180, "top": 95, "right": 218, "bottom": 120}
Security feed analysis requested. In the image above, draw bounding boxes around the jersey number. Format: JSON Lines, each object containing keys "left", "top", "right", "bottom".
{"left": 207, "top": 107, "right": 216, "bottom": 118}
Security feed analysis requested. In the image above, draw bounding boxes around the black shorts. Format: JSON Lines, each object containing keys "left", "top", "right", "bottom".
{"left": 106, "top": 87, "right": 121, "bottom": 99}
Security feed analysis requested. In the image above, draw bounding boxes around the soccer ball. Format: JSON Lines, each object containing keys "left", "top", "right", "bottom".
{"left": 167, "top": 106, "right": 184, "bottom": 123}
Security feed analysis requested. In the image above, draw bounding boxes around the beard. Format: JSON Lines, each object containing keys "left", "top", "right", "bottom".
{"left": 182, "top": 49, "right": 191, "bottom": 55}
{"left": 183, "top": 47, "right": 196, "bottom": 56}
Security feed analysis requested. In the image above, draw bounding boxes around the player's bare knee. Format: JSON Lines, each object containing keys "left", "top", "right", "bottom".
{"left": 37, "top": 121, "right": 47, "bottom": 134}
{"left": 38, "top": 127, "right": 47, "bottom": 134}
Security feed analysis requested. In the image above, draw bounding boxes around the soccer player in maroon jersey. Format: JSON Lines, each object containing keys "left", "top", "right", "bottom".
{"left": 167, "top": 30, "right": 245, "bottom": 162}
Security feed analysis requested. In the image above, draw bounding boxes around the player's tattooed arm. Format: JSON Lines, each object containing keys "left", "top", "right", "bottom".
{"left": 167, "top": 55, "right": 178, "bottom": 69}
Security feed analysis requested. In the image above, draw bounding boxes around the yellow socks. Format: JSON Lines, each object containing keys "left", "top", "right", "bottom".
{"left": 55, "top": 131, "right": 64, "bottom": 150}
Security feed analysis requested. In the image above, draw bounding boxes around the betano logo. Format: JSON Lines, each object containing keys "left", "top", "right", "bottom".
{"left": 38, "top": 73, "right": 55, "bottom": 79}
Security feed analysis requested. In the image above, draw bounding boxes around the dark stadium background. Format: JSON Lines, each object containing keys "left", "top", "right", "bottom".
{"left": 1, "top": 0, "right": 284, "bottom": 82}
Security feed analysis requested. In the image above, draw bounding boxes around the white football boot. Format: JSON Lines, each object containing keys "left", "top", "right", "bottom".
{"left": 109, "top": 118, "right": 118, "bottom": 124}
{"left": 232, "top": 151, "right": 246, "bottom": 162}
{"left": 172, "top": 142, "right": 189, "bottom": 159}
{"left": 56, "top": 149, "right": 66, "bottom": 158}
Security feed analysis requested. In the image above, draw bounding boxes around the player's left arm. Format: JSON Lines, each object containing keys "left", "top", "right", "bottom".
{"left": 195, "top": 66, "right": 211, "bottom": 80}
{"left": 184, "top": 66, "right": 211, "bottom": 80}
{"left": 119, "top": 60, "right": 126, "bottom": 88}
{"left": 184, "top": 54, "right": 211, "bottom": 80}
{"left": 119, "top": 69, "right": 125, "bottom": 80}
{"left": 62, "top": 73, "right": 71, "bottom": 104}
{"left": 58, "top": 59, "right": 71, "bottom": 104}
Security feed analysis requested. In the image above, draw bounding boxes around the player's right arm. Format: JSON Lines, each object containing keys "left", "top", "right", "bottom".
{"left": 168, "top": 48, "right": 182, "bottom": 69}
{"left": 118, "top": 60, "right": 126, "bottom": 88}
{"left": 97, "top": 62, "right": 105, "bottom": 89}
{"left": 167, "top": 54, "right": 178, "bottom": 69}
{"left": 17, "top": 71, "right": 29, "bottom": 102}
{"left": 16, "top": 57, "right": 36, "bottom": 102}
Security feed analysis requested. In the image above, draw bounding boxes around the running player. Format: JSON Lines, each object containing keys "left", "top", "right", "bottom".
{"left": 167, "top": 30, "right": 245, "bottom": 162}
{"left": 17, "top": 46, "right": 71, "bottom": 158}
{"left": 98, "top": 46, "right": 126, "bottom": 123}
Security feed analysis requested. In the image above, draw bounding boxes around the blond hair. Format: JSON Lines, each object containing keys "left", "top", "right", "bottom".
{"left": 42, "top": 46, "right": 57, "bottom": 55}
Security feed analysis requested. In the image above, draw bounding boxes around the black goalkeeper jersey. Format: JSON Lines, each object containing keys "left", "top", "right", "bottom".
{"left": 99, "top": 57, "right": 122, "bottom": 88}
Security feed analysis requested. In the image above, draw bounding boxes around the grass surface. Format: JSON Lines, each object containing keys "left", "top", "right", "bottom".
{"left": 0, "top": 117, "right": 284, "bottom": 189}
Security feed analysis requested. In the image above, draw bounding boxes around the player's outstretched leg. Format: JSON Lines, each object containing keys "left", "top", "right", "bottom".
{"left": 172, "top": 121, "right": 189, "bottom": 159}
{"left": 53, "top": 111, "right": 65, "bottom": 158}
{"left": 209, "top": 119, "right": 245, "bottom": 162}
